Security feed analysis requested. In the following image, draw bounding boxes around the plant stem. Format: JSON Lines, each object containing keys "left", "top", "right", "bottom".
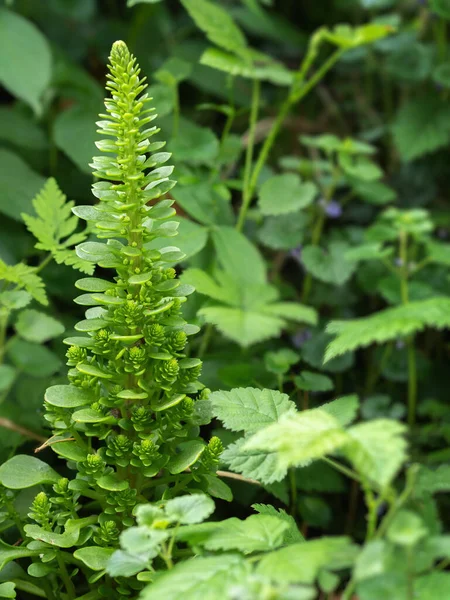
{"left": 34, "top": 253, "right": 53, "bottom": 274}
{"left": 289, "top": 468, "right": 297, "bottom": 517}
{"left": 322, "top": 457, "right": 361, "bottom": 483}
{"left": 56, "top": 552, "right": 76, "bottom": 600}
{"left": 236, "top": 78, "right": 261, "bottom": 231}
{"left": 237, "top": 48, "right": 344, "bottom": 232}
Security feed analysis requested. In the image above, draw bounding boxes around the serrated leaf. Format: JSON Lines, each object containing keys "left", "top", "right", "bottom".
{"left": 261, "top": 302, "right": 318, "bottom": 325}
{"left": 181, "top": 0, "right": 248, "bottom": 56}
{"left": 202, "top": 515, "right": 288, "bottom": 553}
{"left": 244, "top": 409, "right": 349, "bottom": 470}
{"left": 139, "top": 554, "right": 248, "bottom": 600}
{"left": 325, "top": 297, "right": 450, "bottom": 361}
{"left": 252, "top": 504, "right": 304, "bottom": 543}
{"left": 164, "top": 494, "right": 215, "bottom": 524}
{"left": 256, "top": 537, "right": 355, "bottom": 584}
{"left": 221, "top": 436, "right": 287, "bottom": 484}
{"left": 211, "top": 387, "right": 295, "bottom": 434}
{"left": 0, "top": 455, "right": 59, "bottom": 489}
{"left": 344, "top": 419, "right": 407, "bottom": 489}
{"left": 212, "top": 226, "right": 266, "bottom": 284}
{"left": 0, "top": 259, "right": 47, "bottom": 305}
{"left": 321, "top": 395, "right": 359, "bottom": 426}
{"left": 259, "top": 174, "right": 317, "bottom": 216}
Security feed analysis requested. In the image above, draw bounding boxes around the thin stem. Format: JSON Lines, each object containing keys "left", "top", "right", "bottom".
{"left": 322, "top": 457, "right": 361, "bottom": 483}
{"left": 374, "top": 465, "right": 418, "bottom": 540}
{"left": 56, "top": 552, "right": 76, "bottom": 600}
{"left": 289, "top": 468, "right": 297, "bottom": 517}
{"left": 236, "top": 78, "right": 261, "bottom": 231}
{"left": 242, "top": 48, "right": 345, "bottom": 231}
{"left": 34, "top": 253, "right": 53, "bottom": 275}
{"left": 0, "top": 418, "right": 46, "bottom": 443}
{"left": 198, "top": 323, "right": 214, "bottom": 359}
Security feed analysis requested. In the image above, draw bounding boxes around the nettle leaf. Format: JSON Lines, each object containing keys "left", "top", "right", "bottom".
{"left": 140, "top": 554, "right": 249, "bottom": 600}
{"left": 325, "top": 297, "right": 450, "bottom": 361}
{"left": 0, "top": 456, "right": 60, "bottom": 489}
{"left": 256, "top": 537, "right": 355, "bottom": 584}
{"left": 181, "top": 0, "right": 248, "bottom": 57}
{"left": 321, "top": 395, "right": 359, "bottom": 427}
{"left": 252, "top": 504, "right": 304, "bottom": 543}
{"left": 211, "top": 387, "right": 295, "bottom": 434}
{"left": 392, "top": 95, "right": 450, "bottom": 161}
{"left": 0, "top": 149, "right": 46, "bottom": 222}
{"left": 221, "top": 436, "right": 287, "bottom": 484}
{"left": 202, "top": 515, "right": 288, "bottom": 553}
{"left": 200, "top": 47, "right": 293, "bottom": 86}
{"left": 386, "top": 510, "right": 428, "bottom": 547}
{"left": 15, "top": 309, "right": 64, "bottom": 343}
{"left": 244, "top": 409, "right": 349, "bottom": 470}
{"left": 0, "top": 8, "right": 52, "bottom": 114}
{"left": 302, "top": 242, "right": 356, "bottom": 286}
{"left": 164, "top": 494, "right": 215, "bottom": 524}
{"left": 344, "top": 419, "right": 407, "bottom": 489}
{"left": 258, "top": 174, "right": 317, "bottom": 216}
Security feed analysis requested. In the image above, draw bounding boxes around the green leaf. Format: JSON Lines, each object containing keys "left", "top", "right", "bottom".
{"left": 106, "top": 550, "right": 148, "bottom": 577}
{"left": 212, "top": 226, "right": 266, "bottom": 284}
{"left": 140, "top": 554, "right": 248, "bottom": 600}
{"left": 0, "top": 9, "right": 52, "bottom": 114}
{"left": 294, "top": 371, "right": 334, "bottom": 392}
{"left": 127, "top": 0, "right": 163, "bottom": 6}
{"left": 344, "top": 419, "right": 407, "bottom": 489}
{"left": 264, "top": 348, "right": 300, "bottom": 375}
{"left": 202, "top": 515, "right": 288, "bottom": 553}
{"left": 181, "top": 0, "right": 248, "bottom": 56}
{"left": 171, "top": 182, "right": 233, "bottom": 226}
{"left": 324, "top": 22, "right": 394, "bottom": 49}
{"left": 0, "top": 106, "right": 47, "bottom": 150}
{"left": 199, "top": 306, "right": 284, "bottom": 347}
{"left": 22, "top": 178, "right": 93, "bottom": 274}
{"left": 392, "top": 95, "right": 450, "bottom": 161}
{"left": 73, "top": 547, "right": 115, "bottom": 571}
{"left": 244, "top": 409, "right": 349, "bottom": 470}
{"left": 0, "top": 291, "right": 32, "bottom": 311}
{"left": 7, "top": 339, "right": 60, "bottom": 377}
{"left": 0, "top": 455, "right": 60, "bottom": 489}
{"left": 0, "top": 540, "right": 40, "bottom": 572}
{"left": 164, "top": 494, "right": 215, "bottom": 524}
{"left": 302, "top": 242, "right": 356, "bottom": 286}
{"left": 169, "top": 119, "right": 219, "bottom": 166}
{"left": 0, "top": 582, "right": 15, "bottom": 599}
{"left": 150, "top": 217, "right": 208, "bottom": 262}
{"left": 221, "top": 436, "right": 287, "bottom": 484}
{"left": 258, "top": 174, "right": 317, "bottom": 216}
{"left": 15, "top": 309, "right": 64, "bottom": 343}
{"left": 261, "top": 302, "right": 318, "bottom": 325}
{"left": 256, "top": 537, "right": 355, "bottom": 584}
{"left": 415, "top": 572, "right": 450, "bottom": 600}
{"left": 45, "top": 385, "right": 94, "bottom": 409}
{"left": 321, "top": 395, "right": 359, "bottom": 427}
{"left": 387, "top": 510, "right": 428, "bottom": 547}
{"left": 430, "top": 0, "right": 450, "bottom": 19}
{"left": 350, "top": 179, "right": 397, "bottom": 205}
{"left": 54, "top": 104, "right": 102, "bottom": 173}
{"left": 168, "top": 440, "right": 205, "bottom": 474}
{"left": 432, "top": 61, "right": 450, "bottom": 88}
{"left": 325, "top": 297, "right": 450, "bottom": 361}
{"left": 211, "top": 387, "right": 295, "bottom": 434}
{"left": 200, "top": 47, "right": 293, "bottom": 86}
{"left": 0, "top": 149, "right": 46, "bottom": 221}
{"left": 24, "top": 524, "right": 80, "bottom": 548}
{"left": 252, "top": 504, "right": 304, "bottom": 543}
{"left": 259, "top": 213, "right": 307, "bottom": 250}
{"left": 0, "top": 365, "right": 17, "bottom": 393}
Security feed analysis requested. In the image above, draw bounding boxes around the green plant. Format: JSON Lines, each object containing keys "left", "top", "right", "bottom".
{"left": 0, "top": 40, "right": 222, "bottom": 600}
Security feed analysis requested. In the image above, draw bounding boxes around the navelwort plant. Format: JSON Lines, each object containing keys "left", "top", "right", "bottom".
{"left": 0, "top": 40, "right": 224, "bottom": 599}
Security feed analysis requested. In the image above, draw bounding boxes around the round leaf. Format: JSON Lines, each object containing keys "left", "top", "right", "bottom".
{"left": 0, "top": 456, "right": 60, "bottom": 489}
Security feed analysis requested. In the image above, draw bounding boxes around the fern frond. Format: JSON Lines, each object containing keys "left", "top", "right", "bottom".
{"left": 22, "top": 178, "right": 93, "bottom": 274}
{"left": 0, "top": 259, "right": 47, "bottom": 305}
{"left": 325, "top": 297, "right": 450, "bottom": 362}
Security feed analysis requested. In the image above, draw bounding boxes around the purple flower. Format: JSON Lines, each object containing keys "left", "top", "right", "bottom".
{"left": 320, "top": 198, "right": 342, "bottom": 219}
{"left": 291, "top": 329, "right": 312, "bottom": 349}
{"left": 289, "top": 245, "right": 302, "bottom": 262}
